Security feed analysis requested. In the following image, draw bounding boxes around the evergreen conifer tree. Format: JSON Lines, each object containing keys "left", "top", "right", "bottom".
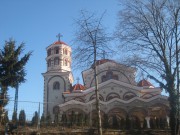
{"left": 40, "top": 113, "right": 45, "bottom": 127}
{"left": 0, "top": 39, "right": 32, "bottom": 122}
{"left": 19, "top": 110, "right": 26, "bottom": 126}
{"left": 1, "top": 111, "right": 9, "bottom": 125}
{"left": 45, "top": 112, "right": 52, "bottom": 126}
{"left": 12, "top": 111, "right": 17, "bottom": 124}
{"left": 31, "top": 111, "right": 38, "bottom": 126}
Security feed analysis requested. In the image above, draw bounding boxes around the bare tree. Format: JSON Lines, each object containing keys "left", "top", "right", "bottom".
{"left": 116, "top": 0, "right": 180, "bottom": 134}
{"left": 73, "top": 10, "right": 113, "bottom": 135}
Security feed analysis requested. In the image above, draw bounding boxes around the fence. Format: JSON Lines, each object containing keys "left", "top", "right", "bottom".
{"left": 5, "top": 100, "right": 42, "bottom": 121}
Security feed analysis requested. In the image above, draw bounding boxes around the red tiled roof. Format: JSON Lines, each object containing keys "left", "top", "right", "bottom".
{"left": 72, "top": 83, "right": 85, "bottom": 91}
{"left": 91, "top": 59, "right": 116, "bottom": 68}
{"left": 53, "top": 41, "right": 68, "bottom": 45}
{"left": 137, "top": 79, "right": 154, "bottom": 87}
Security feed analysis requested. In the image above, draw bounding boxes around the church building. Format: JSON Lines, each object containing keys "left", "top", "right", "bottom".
{"left": 42, "top": 39, "right": 170, "bottom": 128}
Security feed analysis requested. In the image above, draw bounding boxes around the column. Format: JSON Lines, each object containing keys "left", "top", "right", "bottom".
{"left": 89, "top": 104, "right": 92, "bottom": 126}
{"left": 166, "top": 116, "right": 170, "bottom": 127}
{"left": 58, "top": 111, "right": 63, "bottom": 123}
{"left": 140, "top": 121, "right": 143, "bottom": 128}
{"left": 145, "top": 116, "right": 150, "bottom": 128}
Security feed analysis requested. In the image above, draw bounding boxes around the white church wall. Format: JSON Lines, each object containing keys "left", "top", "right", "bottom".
{"left": 82, "top": 61, "right": 137, "bottom": 88}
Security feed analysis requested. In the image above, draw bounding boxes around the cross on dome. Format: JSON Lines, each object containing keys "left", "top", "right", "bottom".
{"left": 56, "top": 33, "right": 63, "bottom": 41}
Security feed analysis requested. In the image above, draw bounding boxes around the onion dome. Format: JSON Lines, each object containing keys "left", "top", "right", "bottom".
{"left": 137, "top": 79, "right": 154, "bottom": 88}
{"left": 91, "top": 59, "right": 116, "bottom": 68}
{"left": 72, "top": 83, "right": 86, "bottom": 91}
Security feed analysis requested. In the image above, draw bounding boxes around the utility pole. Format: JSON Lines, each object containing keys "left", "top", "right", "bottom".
{"left": 14, "top": 85, "right": 19, "bottom": 117}
{"left": 37, "top": 102, "right": 40, "bottom": 130}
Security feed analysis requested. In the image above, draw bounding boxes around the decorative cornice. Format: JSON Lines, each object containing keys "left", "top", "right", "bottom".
{"left": 58, "top": 94, "right": 169, "bottom": 108}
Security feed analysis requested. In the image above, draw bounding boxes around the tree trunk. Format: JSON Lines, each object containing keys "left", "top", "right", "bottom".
{"left": 168, "top": 83, "right": 178, "bottom": 135}
{"left": 0, "top": 85, "right": 7, "bottom": 125}
{"left": 94, "top": 44, "right": 102, "bottom": 135}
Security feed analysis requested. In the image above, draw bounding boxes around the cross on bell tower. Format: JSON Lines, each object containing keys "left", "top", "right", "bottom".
{"left": 56, "top": 33, "right": 63, "bottom": 41}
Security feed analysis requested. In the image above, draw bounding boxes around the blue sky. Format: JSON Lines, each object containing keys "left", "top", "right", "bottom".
{"left": 0, "top": 0, "right": 120, "bottom": 118}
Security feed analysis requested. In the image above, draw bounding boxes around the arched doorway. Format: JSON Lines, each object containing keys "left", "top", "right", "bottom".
{"left": 148, "top": 103, "right": 169, "bottom": 129}
{"left": 107, "top": 108, "right": 127, "bottom": 129}
{"left": 63, "top": 108, "right": 86, "bottom": 127}
{"left": 128, "top": 107, "right": 147, "bottom": 128}
{"left": 88, "top": 110, "right": 105, "bottom": 127}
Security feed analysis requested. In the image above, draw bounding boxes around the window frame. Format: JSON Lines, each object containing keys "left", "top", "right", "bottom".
{"left": 54, "top": 57, "right": 59, "bottom": 65}
{"left": 54, "top": 47, "right": 59, "bottom": 54}
{"left": 53, "top": 81, "right": 60, "bottom": 90}
{"left": 48, "top": 59, "right": 51, "bottom": 67}
{"left": 47, "top": 48, "right": 51, "bottom": 56}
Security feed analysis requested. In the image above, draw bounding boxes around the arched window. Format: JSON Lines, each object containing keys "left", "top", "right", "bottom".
{"left": 64, "top": 59, "right": 68, "bottom": 66}
{"left": 54, "top": 57, "right": 59, "bottom": 65}
{"left": 48, "top": 59, "right": 51, "bottom": 67}
{"left": 63, "top": 48, "right": 68, "bottom": 55}
{"left": 89, "top": 94, "right": 104, "bottom": 101}
{"left": 101, "top": 75, "right": 106, "bottom": 82}
{"left": 53, "top": 106, "right": 59, "bottom": 114}
{"left": 106, "top": 93, "right": 120, "bottom": 101}
{"left": 53, "top": 82, "right": 60, "bottom": 90}
{"left": 54, "top": 47, "right": 59, "bottom": 54}
{"left": 68, "top": 61, "right": 71, "bottom": 67}
{"left": 101, "top": 71, "right": 119, "bottom": 82}
{"left": 123, "top": 92, "right": 136, "bottom": 101}
{"left": 113, "top": 75, "right": 119, "bottom": 80}
{"left": 74, "top": 98, "right": 84, "bottom": 102}
{"left": 106, "top": 71, "right": 113, "bottom": 80}
{"left": 47, "top": 48, "right": 51, "bottom": 56}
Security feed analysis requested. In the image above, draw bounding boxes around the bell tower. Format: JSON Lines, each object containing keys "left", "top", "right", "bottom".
{"left": 42, "top": 35, "right": 74, "bottom": 119}
{"left": 46, "top": 34, "right": 72, "bottom": 72}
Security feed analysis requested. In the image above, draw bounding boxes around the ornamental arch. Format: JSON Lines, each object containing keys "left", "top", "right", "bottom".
{"left": 90, "top": 69, "right": 132, "bottom": 87}
{"left": 128, "top": 107, "right": 148, "bottom": 122}
{"left": 89, "top": 94, "right": 104, "bottom": 101}
{"left": 107, "top": 108, "right": 127, "bottom": 119}
{"left": 88, "top": 110, "right": 105, "bottom": 127}
{"left": 148, "top": 103, "right": 169, "bottom": 119}
{"left": 107, "top": 108, "right": 127, "bottom": 128}
{"left": 61, "top": 108, "right": 86, "bottom": 126}
{"left": 73, "top": 97, "right": 85, "bottom": 102}
{"left": 123, "top": 92, "right": 137, "bottom": 100}
{"left": 106, "top": 92, "right": 120, "bottom": 101}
